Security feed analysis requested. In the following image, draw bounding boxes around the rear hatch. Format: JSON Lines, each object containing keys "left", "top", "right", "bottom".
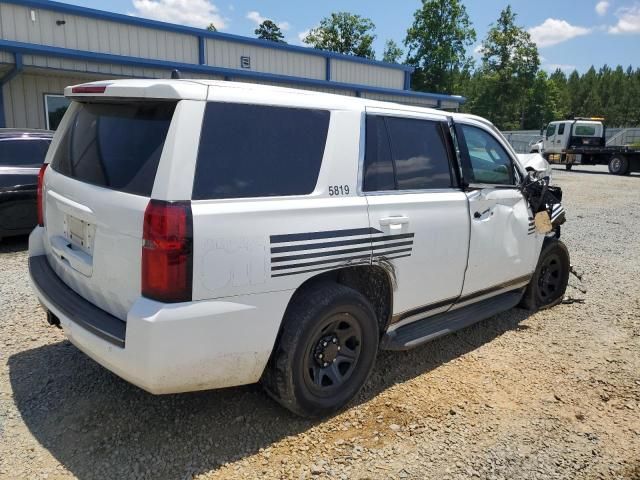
{"left": 43, "top": 97, "right": 178, "bottom": 320}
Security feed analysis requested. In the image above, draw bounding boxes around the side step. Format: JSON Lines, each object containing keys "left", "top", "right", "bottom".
{"left": 381, "top": 291, "right": 523, "bottom": 351}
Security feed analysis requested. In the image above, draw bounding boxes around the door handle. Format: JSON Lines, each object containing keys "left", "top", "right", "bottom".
{"left": 379, "top": 216, "right": 409, "bottom": 231}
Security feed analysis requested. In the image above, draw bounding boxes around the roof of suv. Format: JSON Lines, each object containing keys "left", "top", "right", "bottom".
{"left": 64, "top": 79, "right": 471, "bottom": 120}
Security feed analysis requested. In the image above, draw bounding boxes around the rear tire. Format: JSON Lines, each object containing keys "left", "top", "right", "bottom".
{"left": 262, "top": 282, "right": 379, "bottom": 418}
{"left": 520, "top": 239, "right": 570, "bottom": 311}
{"left": 608, "top": 156, "right": 629, "bottom": 175}
{"left": 565, "top": 164, "right": 573, "bottom": 171}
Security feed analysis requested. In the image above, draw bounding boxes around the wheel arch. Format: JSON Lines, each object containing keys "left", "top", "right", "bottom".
{"left": 281, "top": 265, "right": 395, "bottom": 338}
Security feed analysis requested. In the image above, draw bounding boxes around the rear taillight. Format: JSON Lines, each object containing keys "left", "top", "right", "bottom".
{"left": 141, "top": 200, "right": 193, "bottom": 303}
{"left": 37, "top": 163, "right": 48, "bottom": 227}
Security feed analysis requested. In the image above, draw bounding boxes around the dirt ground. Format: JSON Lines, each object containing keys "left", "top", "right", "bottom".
{"left": 1, "top": 165, "right": 639, "bottom": 480}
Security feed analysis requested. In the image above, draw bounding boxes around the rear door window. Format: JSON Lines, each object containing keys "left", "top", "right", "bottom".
{"left": 51, "top": 101, "right": 176, "bottom": 196}
{"left": 0, "top": 139, "right": 50, "bottom": 167}
{"left": 193, "top": 103, "right": 330, "bottom": 200}
{"left": 363, "top": 116, "right": 395, "bottom": 191}
{"left": 363, "top": 115, "right": 453, "bottom": 192}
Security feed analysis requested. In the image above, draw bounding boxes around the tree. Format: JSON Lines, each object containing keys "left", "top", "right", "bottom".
{"left": 303, "top": 12, "right": 376, "bottom": 59}
{"left": 382, "top": 39, "right": 403, "bottom": 64}
{"left": 404, "top": 0, "right": 476, "bottom": 94}
{"left": 255, "top": 20, "right": 286, "bottom": 43}
{"left": 206, "top": 23, "right": 217, "bottom": 32}
{"left": 475, "top": 5, "right": 540, "bottom": 129}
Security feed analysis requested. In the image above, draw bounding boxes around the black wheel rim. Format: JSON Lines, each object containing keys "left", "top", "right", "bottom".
{"left": 537, "top": 253, "right": 564, "bottom": 303}
{"left": 612, "top": 158, "right": 621, "bottom": 172}
{"left": 302, "top": 313, "right": 363, "bottom": 396}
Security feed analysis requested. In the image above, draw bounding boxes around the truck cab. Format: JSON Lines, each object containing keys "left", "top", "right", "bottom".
{"left": 543, "top": 119, "right": 605, "bottom": 155}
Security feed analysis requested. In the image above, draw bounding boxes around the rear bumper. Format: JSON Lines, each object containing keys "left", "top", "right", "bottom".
{"left": 28, "top": 227, "right": 291, "bottom": 394}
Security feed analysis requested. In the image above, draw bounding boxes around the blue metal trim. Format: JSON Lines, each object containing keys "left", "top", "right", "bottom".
{"left": 0, "top": 52, "right": 25, "bottom": 126}
{"left": 325, "top": 58, "right": 331, "bottom": 82}
{"left": 198, "top": 36, "right": 205, "bottom": 65}
{"left": 0, "top": 39, "right": 464, "bottom": 103}
{"left": 0, "top": 52, "right": 23, "bottom": 86}
{"left": 6, "top": 0, "right": 414, "bottom": 73}
{"left": 404, "top": 71, "right": 411, "bottom": 90}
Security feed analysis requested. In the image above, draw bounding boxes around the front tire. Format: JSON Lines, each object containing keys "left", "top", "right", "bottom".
{"left": 262, "top": 282, "right": 379, "bottom": 418}
{"left": 608, "top": 156, "right": 629, "bottom": 175}
{"left": 520, "top": 240, "right": 570, "bottom": 311}
{"left": 565, "top": 163, "right": 573, "bottom": 171}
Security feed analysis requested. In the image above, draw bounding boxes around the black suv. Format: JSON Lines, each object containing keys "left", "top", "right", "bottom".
{"left": 0, "top": 129, "right": 53, "bottom": 240}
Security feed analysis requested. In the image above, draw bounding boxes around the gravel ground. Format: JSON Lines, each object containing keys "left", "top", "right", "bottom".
{"left": 1, "top": 165, "right": 639, "bottom": 480}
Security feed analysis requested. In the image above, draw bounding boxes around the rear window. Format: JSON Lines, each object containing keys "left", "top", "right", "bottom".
{"left": 51, "top": 101, "right": 176, "bottom": 196}
{"left": 0, "top": 139, "right": 50, "bottom": 167}
{"left": 192, "top": 102, "right": 330, "bottom": 200}
{"left": 574, "top": 124, "right": 597, "bottom": 136}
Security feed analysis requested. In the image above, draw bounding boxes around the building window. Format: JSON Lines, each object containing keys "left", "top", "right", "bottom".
{"left": 240, "top": 56, "right": 251, "bottom": 69}
{"left": 44, "top": 94, "right": 71, "bottom": 130}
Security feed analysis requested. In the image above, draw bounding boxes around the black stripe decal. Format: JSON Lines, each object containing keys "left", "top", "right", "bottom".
{"left": 457, "top": 274, "right": 531, "bottom": 304}
{"left": 272, "top": 253, "right": 370, "bottom": 271}
{"left": 271, "top": 241, "right": 414, "bottom": 263}
{"left": 389, "top": 274, "right": 531, "bottom": 326}
{"left": 273, "top": 247, "right": 413, "bottom": 271}
{"left": 272, "top": 252, "right": 411, "bottom": 278}
{"left": 271, "top": 233, "right": 415, "bottom": 254}
{"left": 270, "top": 227, "right": 382, "bottom": 244}
{"left": 393, "top": 296, "right": 458, "bottom": 323}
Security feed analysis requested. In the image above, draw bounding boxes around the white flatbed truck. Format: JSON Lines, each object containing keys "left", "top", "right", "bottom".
{"left": 542, "top": 118, "right": 640, "bottom": 175}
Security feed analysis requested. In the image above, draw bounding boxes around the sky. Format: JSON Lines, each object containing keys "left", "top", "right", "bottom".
{"left": 62, "top": 0, "right": 640, "bottom": 73}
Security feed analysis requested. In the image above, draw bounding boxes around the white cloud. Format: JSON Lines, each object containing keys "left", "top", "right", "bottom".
{"left": 609, "top": 4, "right": 640, "bottom": 33}
{"left": 246, "top": 10, "right": 290, "bottom": 31}
{"left": 543, "top": 63, "right": 577, "bottom": 72}
{"left": 596, "top": 1, "right": 610, "bottom": 16}
{"left": 131, "top": 0, "right": 226, "bottom": 29}
{"left": 298, "top": 29, "right": 311, "bottom": 43}
{"left": 528, "top": 18, "right": 591, "bottom": 47}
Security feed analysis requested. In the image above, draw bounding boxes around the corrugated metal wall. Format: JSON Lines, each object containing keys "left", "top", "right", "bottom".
{"left": 2, "top": 72, "right": 90, "bottom": 129}
{"left": 0, "top": 3, "right": 198, "bottom": 63}
{"left": 331, "top": 59, "right": 404, "bottom": 90}
{"left": 205, "top": 39, "right": 325, "bottom": 80}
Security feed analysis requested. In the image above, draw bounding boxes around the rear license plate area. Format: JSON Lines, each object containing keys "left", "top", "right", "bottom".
{"left": 64, "top": 214, "right": 94, "bottom": 255}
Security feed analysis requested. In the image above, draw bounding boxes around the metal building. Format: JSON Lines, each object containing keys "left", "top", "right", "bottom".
{"left": 0, "top": 0, "right": 465, "bottom": 130}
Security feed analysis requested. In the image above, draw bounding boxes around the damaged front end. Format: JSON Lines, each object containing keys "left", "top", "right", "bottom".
{"left": 521, "top": 171, "right": 566, "bottom": 237}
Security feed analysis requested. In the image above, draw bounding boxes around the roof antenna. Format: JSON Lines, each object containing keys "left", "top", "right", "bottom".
{"left": 171, "top": 69, "right": 181, "bottom": 79}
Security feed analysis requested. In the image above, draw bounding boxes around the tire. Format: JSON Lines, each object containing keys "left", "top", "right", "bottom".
{"left": 565, "top": 164, "right": 573, "bottom": 171}
{"left": 262, "top": 282, "right": 379, "bottom": 418}
{"left": 520, "top": 239, "right": 570, "bottom": 311}
{"left": 608, "top": 155, "right": 629, "bottom": 175}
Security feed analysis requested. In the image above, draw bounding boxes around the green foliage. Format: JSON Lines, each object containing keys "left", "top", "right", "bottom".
{"left": 206, "top": 23, "right": 217, "bottom": 32}
{"left": 405, "top": 0, "right": 476, "bottom": 94}
{"left": 382, "top": 39, "right": 404, "bottom": 64}
{"left": 255, "top": 20, "right": 286, "bottom": 43}
{"left": 303, "top": 12, "right": 376, "bottom": 59}
{"left": 467, "top": 6, "right": 540, "bottom": 129}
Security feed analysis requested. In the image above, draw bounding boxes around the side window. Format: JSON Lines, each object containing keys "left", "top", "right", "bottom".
{"left": 363, "top": 116, "right": 395, "bottom": 191}
{"left": 363, "top": 115, "right": 453, "bottom": 192}
{"left": 0, "top": 139, "right": 50, "bottom": 167}
{"left": 546, "top": 124, "right": 556, "bottom": 138}
{"left": 385, "top": 117, "right": 452, "bottom": 190}
{"left": 558, "top": 123, "right": 565, "bottom": 135}
{"left": 193, "top": 103, "right": 330, "bottom": 199}
{"left": 460, "top": 125, "right": 514, "bottom": 185}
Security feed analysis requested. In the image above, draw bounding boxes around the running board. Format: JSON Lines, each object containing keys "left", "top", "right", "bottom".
{"left": 381, "top": 291, "right": 523, "bottom": 351}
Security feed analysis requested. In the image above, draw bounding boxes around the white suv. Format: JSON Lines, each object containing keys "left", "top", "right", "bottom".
{"left": 29, "top": 79, "right": 569, "bottom": 417}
